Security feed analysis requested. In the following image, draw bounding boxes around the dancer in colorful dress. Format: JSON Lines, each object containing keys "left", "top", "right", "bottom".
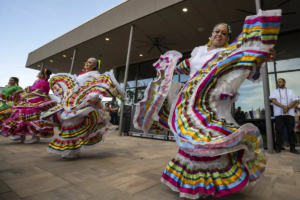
{"left": 135, "top": 9, "right": 281, "bottom": 199}
{"left": 0, "top": 69, "right": 57, "bottom": 143}
{"left": 41, "top": 58, "right": 126, "bottom": 158}
{"left": 0, "top": 77, "right": 23, "bottom": 126}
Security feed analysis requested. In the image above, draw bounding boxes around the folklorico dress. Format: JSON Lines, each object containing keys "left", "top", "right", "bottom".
{"left": 40, "top": 70, "right": 126, "bottom": 156}
{"left": 0, "top": 79, "right": 57, "bottom": 138}
{"left": 0, "top": 85, "right": 23, "bottom": 127}
{"left": 134, "top": 9, "right": 282, "bottom": 199}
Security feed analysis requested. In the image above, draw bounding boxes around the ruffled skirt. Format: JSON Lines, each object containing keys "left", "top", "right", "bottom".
{"left": 46, "top": 106, "right": 116, "bottom": 155}
{"left": 1, "top": 99, "right": 56, "bottom": 138}
{"left": 1, "top": 107, "right": 54, "bottom": 138}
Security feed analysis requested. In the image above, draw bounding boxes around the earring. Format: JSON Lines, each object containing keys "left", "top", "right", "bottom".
{"left": 206, "top": 37, "right": 212, "bottom": 47}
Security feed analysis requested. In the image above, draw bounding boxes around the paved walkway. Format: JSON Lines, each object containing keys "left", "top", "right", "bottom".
{"left": 0, "top": 130, "right": 299, "bottom": 200}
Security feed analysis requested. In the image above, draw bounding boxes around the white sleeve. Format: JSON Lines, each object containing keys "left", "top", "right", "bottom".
{"left": 269, "top": 90, "right": 277, "bottom": 100}
{"left": 291, "top": 90, "right": 299, "bottom": 101}
{"left": 190, "top": 47, "right": 199, "bottom": 61}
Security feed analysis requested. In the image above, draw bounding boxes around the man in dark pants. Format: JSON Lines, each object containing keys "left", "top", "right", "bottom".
{"left": 110, "top": 101, "right": 119, "bottom": 125}
{"left": 270, "top": 78, "right": 299, "bottom": 154}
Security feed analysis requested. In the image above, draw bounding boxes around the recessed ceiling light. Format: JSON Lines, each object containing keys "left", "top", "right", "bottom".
{"left": 38, "top": 65, "right": 40, "bottom": 67}
{"left": 139, "top": 54, "right": 143, "bottom": 57}
{"left": 50, "top": 60, "right": 53, "bottom": 62}
{"left": 105, "top": 38, "right": 110, "bottom": 41}
{"left": 63, "top": 55, "right": 66, "bottom": 57}
{"left": 183, "top": 8, "right": 188, "bottom": 12}
{"left": 198, "top": 27, "right": 204, "bottom": 32}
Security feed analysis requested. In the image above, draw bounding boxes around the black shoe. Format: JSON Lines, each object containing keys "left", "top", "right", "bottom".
{"left": 290, "top": 148, "right": 299, "bottom": 154}
{"left": 275, "top": 146, "right": 281, "bottom": 153}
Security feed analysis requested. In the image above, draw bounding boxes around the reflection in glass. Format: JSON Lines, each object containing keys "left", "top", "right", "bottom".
{"left": 138, "top": 62, "right": 157, "bottom": 79}
{"left": 236, "top": 80, "right": 265, "bottom": 118}
{"left": 117, "top": 65, "right": 138, "bottom": 88}
{"left": 125, "top": 88, "right": 135, "bottom": 105}
{"left": 173, "top": 75, "right": 179, "bottom": 82}
{"left": 127, "top": 80, "right": 136, "bottom": 88}
{"left": 180, "top": 74, "right": 189, "bottom": 83}
{"left": 137, "top": 78, "right": 153, "bottom": 87}
{"left": 136, "top": 88, "right": 146, "bottom": 102}
{"left": 268, "top": 74, "right": 276, "bottom": 93}
{"left": 267, "top": 61, "right": 274, "bottom": 72}
{"left": 276, "top": 71, "right": 300, "bottom": 97}
{"left": 276, "top": 58, "right": 300, "bottom": 72}
{"left": 119, "top": 80, "right": 136, "bottom": 89}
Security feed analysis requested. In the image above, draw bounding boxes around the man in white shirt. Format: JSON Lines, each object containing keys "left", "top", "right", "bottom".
{"left": 270, "top": 78, "right": 299, "bottom": 154}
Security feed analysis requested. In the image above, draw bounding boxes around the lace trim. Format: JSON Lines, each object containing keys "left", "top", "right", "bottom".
{"left": 161, "top": 178, "right": 210, "bottom": 199}
{"left": 175, "top": 153, "right": 230, "bottom": 170}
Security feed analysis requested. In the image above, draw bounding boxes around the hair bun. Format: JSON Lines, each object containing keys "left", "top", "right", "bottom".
{"left": 46, "top": 69, "right": 52, "bottom": 76}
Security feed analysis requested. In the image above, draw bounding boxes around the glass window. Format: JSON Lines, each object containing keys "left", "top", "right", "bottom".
{"left": 125, "top": 88, "right": 135, "bottom": 105}
{"left": 117, "top": 65, "right": 138, "bottom": 88}
{"left": 136, "top": 88, "right": 146, "bottom": 102}
{"left": 137, "top": 78, "right": 153, "bottom": 87}
{"left": 267, "top": 61, "right": 274, "bottom": 73}
{"left": 268, "top": 74, "right": 276, "bottom": 93}
{"left": 275, "top": 58, "right": 300, "bottom": 72}
{"left": 180, "top": 74, "right": 190, "bottom": 83}
{"left": 276, "top": 71, "right": 300, "bottom": 97}
{"left": 173, "top": 75, "right": 179, "bottom": 82}
{"left": 138, "top": 62, "right": 157, "bottom": 79}
{"left": 235, "top": 80, "right": 265, "bottom": 118}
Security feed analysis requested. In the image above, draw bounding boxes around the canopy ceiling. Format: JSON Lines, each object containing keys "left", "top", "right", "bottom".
{"left": 26, "top": 0, "right": 300, "bottom": 74}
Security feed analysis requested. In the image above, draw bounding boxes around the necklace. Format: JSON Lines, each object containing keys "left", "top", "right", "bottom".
{"left": 278, "top": 88, "right": 288, "bottom": 115}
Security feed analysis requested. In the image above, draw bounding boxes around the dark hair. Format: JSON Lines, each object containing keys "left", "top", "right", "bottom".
{"left": 278, "top": 78, "right": 286, "bottom": 83}
{"left": 105, "top": 103, "right": 109, "bottom": 106}
{"left": 10, "top": 77, "right": 19, "bottom": 85}
{"left": 41, "top": 69, "right": 52, "bottom": 80}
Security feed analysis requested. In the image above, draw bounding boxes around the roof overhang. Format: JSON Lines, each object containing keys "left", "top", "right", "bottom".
{"left": 26, "top": 0, "right": 300, "bottom": 74}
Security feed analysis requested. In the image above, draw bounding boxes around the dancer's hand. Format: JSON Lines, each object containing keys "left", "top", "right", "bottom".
{"left": 264, "top": 48, "right": 276, "bottom": 62}
{"left": 13, "top": 90, "right": 23, "bottom": 96}
{"left": 20, "top": 95, "right": 27, "bottom": 101}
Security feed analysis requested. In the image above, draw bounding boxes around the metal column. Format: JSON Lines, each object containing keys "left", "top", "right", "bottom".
{"left": 119, "top": 25, "right": 134, "bottom": 136}
{"left": 70, "top": 48, "right": 77, "bottom": 74}
{"left": 255, "top": 0, "right": 274, "bottom": 154}
{"left": 40, "top": 62, "right": 44, "bottom": 71}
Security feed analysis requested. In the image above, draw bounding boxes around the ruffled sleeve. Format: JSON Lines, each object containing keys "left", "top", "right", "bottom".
{"left": 247, "top": 63, "right": 264, "bottom": 83}
{"left": 174, "top": 47, "right": 199, "bottom": 75}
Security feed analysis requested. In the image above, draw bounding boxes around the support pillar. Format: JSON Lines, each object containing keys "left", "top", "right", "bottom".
{"left": 70, "top": 48, "right": 77, "bottom": 74}
{"left": 255, "top": 0, "right": 274, "bottom": 154}
{"left": 119, "top": 25, "right": 134, "bottom": 136}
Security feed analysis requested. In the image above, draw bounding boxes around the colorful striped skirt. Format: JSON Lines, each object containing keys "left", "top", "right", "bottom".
{"left": 1, "top": 107, "right": 54, "bottom": 138}
{"left": 46, "top": 106, "right": 117, "bottom": 155}
{"left": 161, "top": 148, "right": 251, "bottom": 199}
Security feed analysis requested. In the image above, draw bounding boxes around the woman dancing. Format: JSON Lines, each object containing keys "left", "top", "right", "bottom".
{"left": 135, "top": 9, "right": 280, "bottom": 199}
{"left": 1, "top": 69, "right": 57, "bottom": 143}
{"left": 0, "top": 77, "right": 22, "bottom": 126}
{"left": 41, "top": 58, "right": 126, "bottom": 158}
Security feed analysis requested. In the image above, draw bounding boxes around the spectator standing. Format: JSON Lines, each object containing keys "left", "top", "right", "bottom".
{"left": 104, "top": 103, "right": 111, "bottom": 117}
{"left": 110, "top": 101, "right": 119, "bottom": 125}
{"left": 235, "top": 107, "right": 245, "bottom": 121}
{"left": 270, "top": 78, "right": 299, "bottom": 154}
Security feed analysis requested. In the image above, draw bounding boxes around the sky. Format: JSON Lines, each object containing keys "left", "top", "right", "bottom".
{"left": 0, "top": 0, "right": 126, "bottom": 88}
